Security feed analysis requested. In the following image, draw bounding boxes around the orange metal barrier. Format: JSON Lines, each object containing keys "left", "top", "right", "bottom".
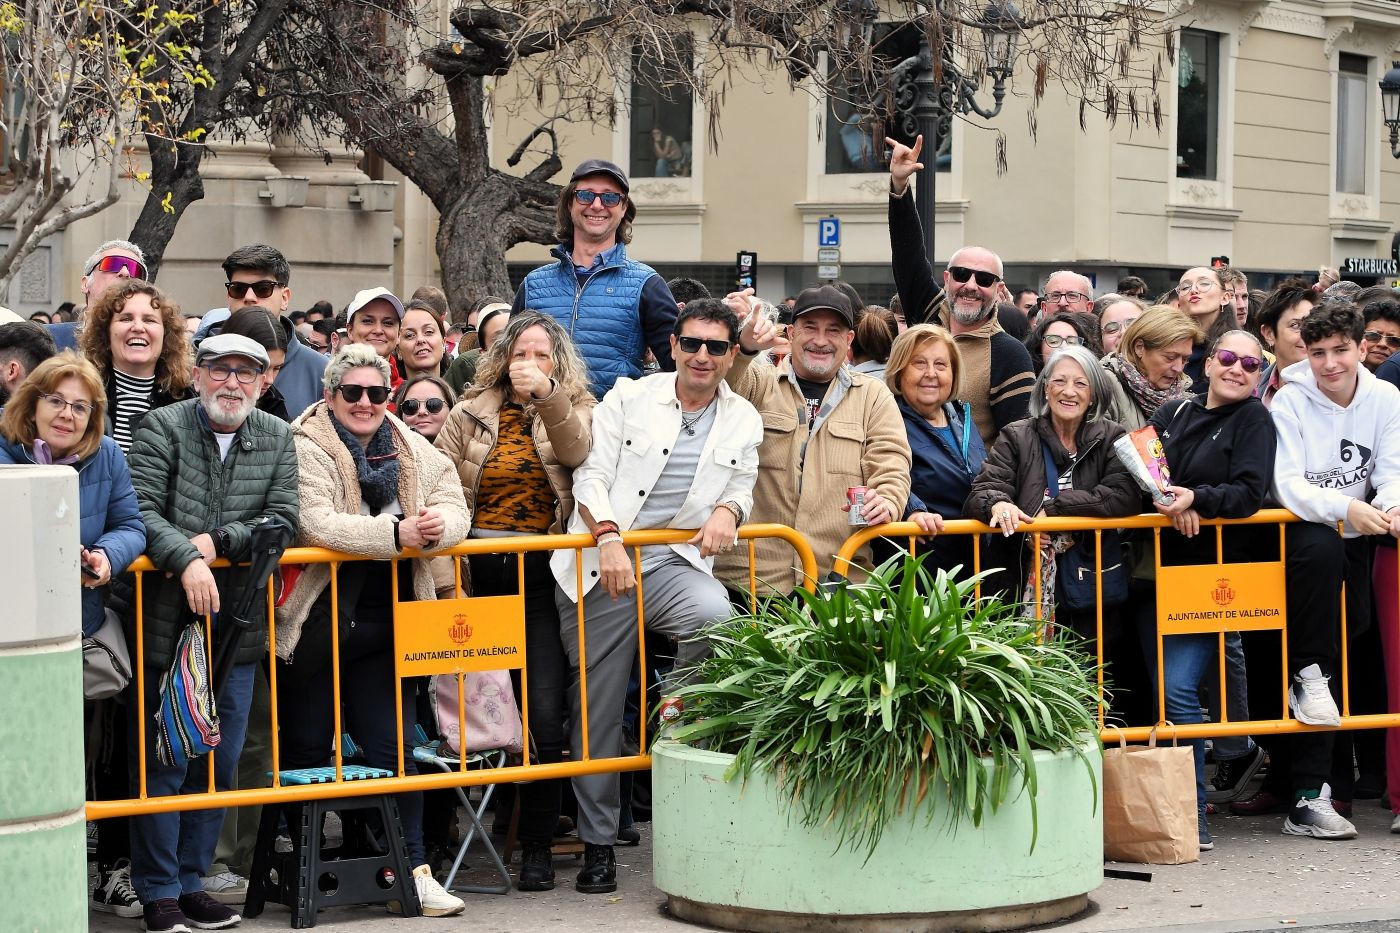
{"left": 87, "top": 524, "right": 818, "bottom": 820}
{"left": 832, "top": 509, "right": 1400, "bottom": 745}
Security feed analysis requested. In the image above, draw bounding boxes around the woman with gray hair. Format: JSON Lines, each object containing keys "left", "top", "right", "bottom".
{"left": 965, "top": 343, "right": 1140, "bottom": 633}
{"left": 273, "top": 342, "right": 472, "bottom": 917}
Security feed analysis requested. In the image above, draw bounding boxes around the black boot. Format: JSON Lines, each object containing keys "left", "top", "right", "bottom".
{"left": 517, "top": 845, "right": 555, "bottom": 892}
{"left": 576, "top": 843, "right": 616, "bottom": 894}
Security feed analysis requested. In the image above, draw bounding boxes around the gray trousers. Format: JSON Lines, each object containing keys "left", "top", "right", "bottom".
{"left": 555, "top": 555, "right": 730, "bottom": 845}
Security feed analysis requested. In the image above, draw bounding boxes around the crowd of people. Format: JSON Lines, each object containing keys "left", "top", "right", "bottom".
{"left": 1, "top": 140, "right": 1399, "bottom": 932}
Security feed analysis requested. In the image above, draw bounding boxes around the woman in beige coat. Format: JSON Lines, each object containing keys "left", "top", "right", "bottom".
{"left": 274, "top": 343, "right": 471, "bottom": 917}
{"left": 434, "top": 311, "right": 594, "bottom": 892}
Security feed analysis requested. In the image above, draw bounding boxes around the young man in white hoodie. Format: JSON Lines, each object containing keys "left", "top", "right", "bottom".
{"left": 1272, "top": 300, "right": 1400, "bottom": 840}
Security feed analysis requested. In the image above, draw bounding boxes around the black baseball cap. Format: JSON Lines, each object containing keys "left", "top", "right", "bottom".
{"left": 570, "top": 159, "right": 630, "bottom": 194}
{"left": 791, "top": 285, "right": 854, "bottom": 327}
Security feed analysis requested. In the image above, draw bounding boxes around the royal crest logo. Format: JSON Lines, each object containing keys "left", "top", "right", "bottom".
{"left": 1211, "top": 578, "right": 1235, "bottom": 608}
{"left": 448, "top": 613, "right": 472, "bottom": 646}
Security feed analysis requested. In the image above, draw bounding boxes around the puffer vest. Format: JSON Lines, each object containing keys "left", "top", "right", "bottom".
{"left": 520, "top": 242, "right": 656, "bottom": 397}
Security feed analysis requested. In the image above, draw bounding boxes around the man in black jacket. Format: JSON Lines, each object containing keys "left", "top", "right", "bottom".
{"left": 887, "top": 135, "right": 1033, "bottom": 446}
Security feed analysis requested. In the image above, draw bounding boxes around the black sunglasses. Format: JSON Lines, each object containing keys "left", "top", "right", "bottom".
{"left": 336, "top": 384, "right": 390, "bottom": 404}
{"left": 676, "top": 335, "right": 733, "bottom": 356}
{"left": 226, "top": 280, "right": 284, "bottom": 300}
{"left": 946, "top": 265, "right": 1002, "bottom": 288}
{"left": 400, "top": 397, "right": 446, "bottom": 416}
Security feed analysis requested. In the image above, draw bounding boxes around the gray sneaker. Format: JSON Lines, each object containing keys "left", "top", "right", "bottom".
{"left": 200, "top": 870, "right": 247, "bottom": 906}
{"left": 1283, "top": 785, "right": 1357, "bottom": 839}
{"left": 1288, "top": 664, "right": 1340, "bottom": 727}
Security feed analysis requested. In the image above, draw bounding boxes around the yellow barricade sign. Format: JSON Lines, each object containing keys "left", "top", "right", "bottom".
{"left": 394, "top": 594, "right": 527, "bottom": 676}
{"left": 1156, "top": 561, "right": 1286, "bottom": 635}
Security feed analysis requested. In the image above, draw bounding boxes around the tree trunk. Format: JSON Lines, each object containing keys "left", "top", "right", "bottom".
{"left": 433, "top": 167, "right": 557, "bottom": 318}
{"left": 127, "top": 141, "right": 207, "bottom": 282}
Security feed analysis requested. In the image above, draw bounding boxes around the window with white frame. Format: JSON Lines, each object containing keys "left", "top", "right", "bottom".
{"left": 1336, "top": 53, "right": 1369, "bottom": 194}
{"left": 824, "top": 21, "right": 922, "bottom": 174}
{"left": 628, "top": 37, "right": 694, "bottom": 180}
{"left": 1176, "top": 29, "right": 1219, "bottom": 180}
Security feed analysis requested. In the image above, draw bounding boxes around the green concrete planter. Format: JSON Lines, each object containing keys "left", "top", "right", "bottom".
{"left": 653, "top": 738, "right": 1103, "bottom": 933}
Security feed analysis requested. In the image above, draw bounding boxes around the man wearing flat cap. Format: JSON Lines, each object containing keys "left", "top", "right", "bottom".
{"left": 112, "top": 332, "right": 299, "bottom": 933}
{"left": 718, "top": 285, "right": 911, "bottom": 593}
{"left": 513, "top": 158, "right": 680, "bottom": 397}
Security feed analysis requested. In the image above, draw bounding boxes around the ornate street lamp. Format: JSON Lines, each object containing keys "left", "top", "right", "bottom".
{"left": 1380, "top": 60, "right": 1400, "bottom": 158}
{"left": 892, "top": 1, "right": 1020, "bottom": 253}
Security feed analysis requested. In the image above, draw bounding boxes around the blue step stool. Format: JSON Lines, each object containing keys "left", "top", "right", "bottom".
{"left": 244, "top": 766, "right": 421, "bottom": 928}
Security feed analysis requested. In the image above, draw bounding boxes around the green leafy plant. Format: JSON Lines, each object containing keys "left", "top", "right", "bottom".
{"left": 667, "top": 554, "right": 1102, "bottom": 858}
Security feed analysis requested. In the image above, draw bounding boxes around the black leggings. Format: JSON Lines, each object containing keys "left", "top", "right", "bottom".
{"left": 275, "top": 610, "right": 426, "bottom": 865}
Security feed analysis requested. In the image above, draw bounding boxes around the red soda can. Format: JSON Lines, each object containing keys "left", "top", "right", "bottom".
{"left": 847, "top": 486, "right": 869, "bottom": 526}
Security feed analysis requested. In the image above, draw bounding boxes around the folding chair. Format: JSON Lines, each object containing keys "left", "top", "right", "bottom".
{"left": 412, "top": 731, "right": 512, "bottom": 894}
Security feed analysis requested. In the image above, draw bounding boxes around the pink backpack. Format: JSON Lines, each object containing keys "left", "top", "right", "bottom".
{"left": 433, "top": 670, "right": 524, "bottom": 756}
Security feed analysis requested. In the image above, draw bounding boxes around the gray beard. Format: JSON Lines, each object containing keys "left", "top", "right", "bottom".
{"left": 950, "top": 302, "right": 994, "bottom": 327}
{"left": 201, "top": 393, "right": 256, "bottom": 432}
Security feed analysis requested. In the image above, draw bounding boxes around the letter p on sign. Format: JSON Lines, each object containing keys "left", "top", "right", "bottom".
{"left": 819, "top": 217, "right": 841, "bottom": 248}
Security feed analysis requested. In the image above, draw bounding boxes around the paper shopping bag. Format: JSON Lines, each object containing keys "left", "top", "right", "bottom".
{"left": 1102, "top": 727, "right": 1198, "bottom": 864}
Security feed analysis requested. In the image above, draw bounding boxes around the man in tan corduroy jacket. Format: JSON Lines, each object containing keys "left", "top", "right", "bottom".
{"left": 716, "top": 285, "right": 911, "bottom": 593}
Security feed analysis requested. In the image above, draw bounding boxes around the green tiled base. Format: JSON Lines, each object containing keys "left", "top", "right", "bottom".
{"left": 0, "top": 816, "right": 87, "bottom": 933}
{"left": 0, "top": 648, "right": 84, "bottom": 824}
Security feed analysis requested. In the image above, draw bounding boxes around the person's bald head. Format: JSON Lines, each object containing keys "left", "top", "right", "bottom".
{"left": 942, "top": 245, "right": 1004, "bottom": 327}
{"left": 1042, "top": 270, "right": 1094, "bottom": 315}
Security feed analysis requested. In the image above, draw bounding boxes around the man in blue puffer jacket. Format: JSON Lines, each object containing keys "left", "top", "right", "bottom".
{"left": 513, "top": 159, "right": 679, "bottom": 397}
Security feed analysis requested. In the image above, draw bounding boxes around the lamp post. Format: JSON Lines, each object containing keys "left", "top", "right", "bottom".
{"left": 1380, "top": 61, "right": 1400, "bottom": 158}
{"left": 892, "top": 1, "right": 1019, "bottom": 249}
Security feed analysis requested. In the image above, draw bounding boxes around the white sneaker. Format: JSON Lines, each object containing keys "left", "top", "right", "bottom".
{"left": 1390, "top": 813, "right": 1400, "bottom": 834}
{"left": 412, "top": 863, "right": 465, "bottom": 918}
{"left": 1283, "top": 784, "right": 1357, "bottom": 839}
{"left": 1288, "top": 664, "right": 1341, "bottom": 726}
{"left": 92, "top": 860, "right": 143, "bottom": 918}
{"left": 200, "top": 870, "right": 248, "bottom": 905}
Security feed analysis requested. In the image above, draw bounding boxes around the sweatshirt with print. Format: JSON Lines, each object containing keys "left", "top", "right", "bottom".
{"left": 1271, "top": 359, "right": 1400, "bottom": 536}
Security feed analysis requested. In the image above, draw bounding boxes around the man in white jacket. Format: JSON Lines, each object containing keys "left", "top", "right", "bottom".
{"left": 551, "top": 299, "right": 762, "bottom": 894}
{"left": 1272, "top": 300, "right": 1400, "bottom": 840}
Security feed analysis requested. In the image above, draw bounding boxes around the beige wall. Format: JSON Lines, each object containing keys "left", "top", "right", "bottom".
{"left": 28, "top": 0, "right": 1400, "bottom": 321}
{"left": 939, "top": 0, "right": 1400, "bottom": 283}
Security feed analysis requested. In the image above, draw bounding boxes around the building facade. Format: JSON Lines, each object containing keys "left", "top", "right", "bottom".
{"left": 10, "top": 1, "right": 1399, "bottom": 318}
{"left": 937, "top": 0, "right": 1400, "bottom": 297}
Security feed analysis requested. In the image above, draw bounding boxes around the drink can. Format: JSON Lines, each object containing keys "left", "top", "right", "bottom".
{"left": 847, "top": 486, "right": 868, "bottom": 526}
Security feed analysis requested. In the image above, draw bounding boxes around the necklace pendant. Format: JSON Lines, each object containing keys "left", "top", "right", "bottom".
{"left": 685, "top": 426, "right": 695, "bottom": 436}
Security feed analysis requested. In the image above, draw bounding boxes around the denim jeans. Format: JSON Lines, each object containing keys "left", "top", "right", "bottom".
{"left": 129, "top": 660, "right": 257, "bottom": 903}
{"left": 1156, "top": 634, "right": 1215, "bottom": 813}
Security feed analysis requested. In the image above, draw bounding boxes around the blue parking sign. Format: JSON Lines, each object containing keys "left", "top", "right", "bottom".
{"left": 818, "top": 217, "right": 841, "bottom": 248}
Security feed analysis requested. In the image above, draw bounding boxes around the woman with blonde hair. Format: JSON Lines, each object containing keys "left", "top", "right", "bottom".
{"left": 77, "top": 279, "right": 193, "bottom": 452}
{"left": 434, "top": 311, "right": 595, "bottom": 892}
{"left": 1100, "top": 306, "right": 1204, "bottom": 430}
{"left": 882, "top": 324, "right": 986, "bottom": 576}
{"left": 275, "top": 343, "right": 471, "bottom": 917}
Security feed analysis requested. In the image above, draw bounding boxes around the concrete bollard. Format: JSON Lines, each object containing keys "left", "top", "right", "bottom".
{"left": 0, "top": 466, "right": 88, "bottom": 932}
